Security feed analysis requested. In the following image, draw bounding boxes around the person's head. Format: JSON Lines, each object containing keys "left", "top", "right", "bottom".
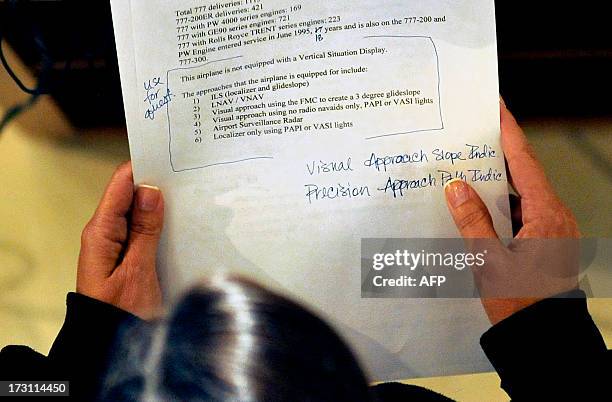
{"left": 101, "top": 275, "right": 373, "bottom": 402}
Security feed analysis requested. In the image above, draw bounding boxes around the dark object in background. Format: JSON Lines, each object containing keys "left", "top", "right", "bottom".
{"left": 496, "top": 2, "right": 612, "bottom": 118}
{"left": 0, "top": 0, "right": 124, "bottom": 128}
{"left": 1, "top": 1, "right": 611, "bottom": 129}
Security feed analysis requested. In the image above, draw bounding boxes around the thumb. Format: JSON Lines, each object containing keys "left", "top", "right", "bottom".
{"left": 444, "top": 179, "right": 498, "bottom": 239}
{"left": 126, "top": 185, "right": 165, "bottom": 265}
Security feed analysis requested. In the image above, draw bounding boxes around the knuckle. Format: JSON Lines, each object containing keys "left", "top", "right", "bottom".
{"left": 551, "top": 208, "right": 572, "bottom": 229}
{"left": 542, "top": 206, "right": 580, "bottom": 237}
{"left": 81, "top": 214, "right": 107, "bottom": 240}
{"left": 108, "top": 162, "right": 133, "bottom": 186}
{"left": 522, "top": 143, "right": 539, "bottom": 161}
{"left": 80, "top": 220, "right": 96, "bottom": 244}
{"left": 507, "top": 143, "right": 539, "bottom": 166}
{"left": 457, "top": 209, "right": 490, "bottom": 232}
{"left": 115, "top": 161, "right": 132, "bottom": 176}
{"left": 130, "top": 219, "right": 161, "bottom": 237}
{"left": 549, "top": 212, "right": 566, "bottom": 228}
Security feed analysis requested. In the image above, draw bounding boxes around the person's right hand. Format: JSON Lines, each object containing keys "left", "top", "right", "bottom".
{"left": 443, "top": 99, "right": 580, "bottom": 325}
{"left": 77, "top": 162, "right": 164, "bottom": 320}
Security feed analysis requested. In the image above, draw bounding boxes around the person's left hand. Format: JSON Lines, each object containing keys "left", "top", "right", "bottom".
{"left": 77, "top": 162, "right": 164, "bottom": 320}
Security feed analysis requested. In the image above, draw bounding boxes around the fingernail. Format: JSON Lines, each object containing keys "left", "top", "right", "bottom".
{"left": 444, "top": 179, "right": 471, "bottom": 208}
{"left": 136, "top": 185, "right": 160, "bottom": 212}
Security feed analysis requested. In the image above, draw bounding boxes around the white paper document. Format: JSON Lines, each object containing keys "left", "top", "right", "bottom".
{"left": 111, "top": 0, "right": 512, "bottom": 379}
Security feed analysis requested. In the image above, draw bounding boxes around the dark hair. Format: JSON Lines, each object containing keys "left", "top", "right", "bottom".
{"left": 100, "top": 276, "right": 373, "bottom": 402}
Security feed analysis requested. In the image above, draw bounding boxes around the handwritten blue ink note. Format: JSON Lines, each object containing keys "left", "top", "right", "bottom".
{"left": 144, "top": 77, "right": 174, "bottom": 120}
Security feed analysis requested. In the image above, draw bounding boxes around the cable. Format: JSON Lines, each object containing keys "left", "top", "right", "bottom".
{"left": 0, "top": 0, "right": 52, "bottom": 133}
{"left": 0, "top": 1, "right": 114, "bottom": 132}
{"left": 0, "top": 32, "right": 45, "bottom": 95}
{"left": 0, "top": 92, "right": 39, "bottom": 132}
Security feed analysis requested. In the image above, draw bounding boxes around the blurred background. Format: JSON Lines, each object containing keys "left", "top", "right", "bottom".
{"left": 0, "top": 1, "right": 610, "bottom": 401}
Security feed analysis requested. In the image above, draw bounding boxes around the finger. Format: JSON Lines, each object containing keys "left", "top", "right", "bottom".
{"left": 125, "top": 185, "right": 164, "bottom": 269}
{"left": 79, "top": 162, "right": 135, "bottom": 277}
{"left": 93, "top": 161, "right": 135, "bottom": 224}
{"left": 499, "top": 100, "right": 561, "bottom": 220}
{"left": 444, "top": 179, "right": 499, "bottom": 239}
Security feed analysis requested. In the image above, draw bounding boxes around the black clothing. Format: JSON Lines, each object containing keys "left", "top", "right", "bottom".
{"left": 372, "top": 290, "right": 610, "bottom": 401}
{"left": 0, "top": 293, "right": 139, "bottom": 401}
{"left": 479, "top": 291, "right": 610, "bottom": 401}
{"left": 1, "top": 291, "right": 609, "bottom": 401}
